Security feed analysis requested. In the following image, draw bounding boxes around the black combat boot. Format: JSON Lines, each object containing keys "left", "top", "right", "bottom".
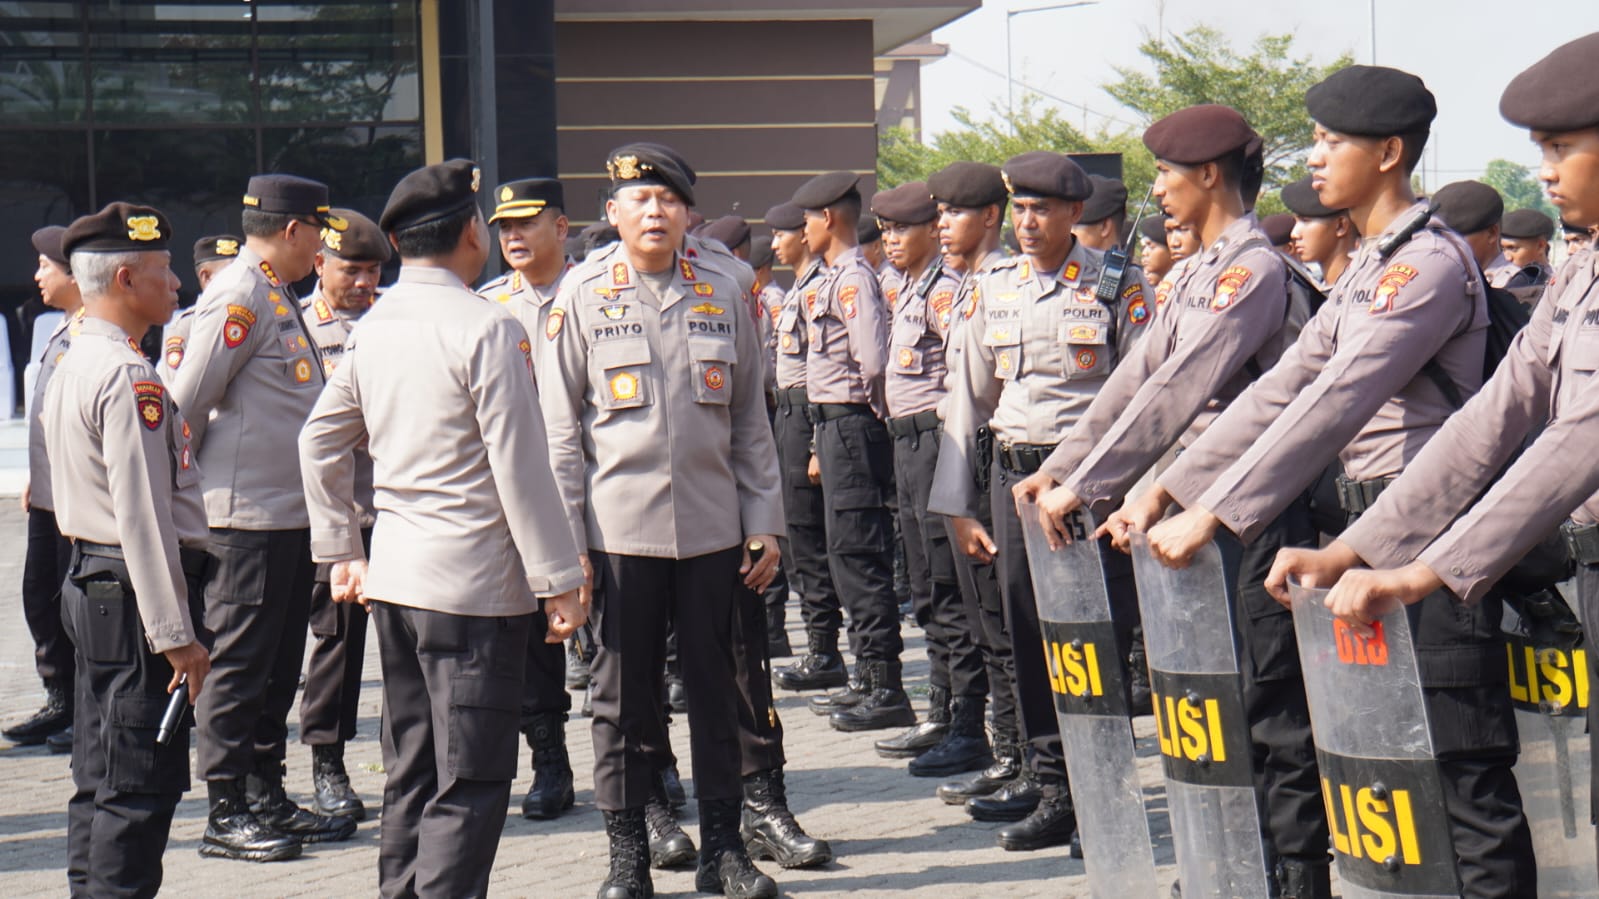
{"left": 740, "top": 767, "right": 833, "bottom": 868}
{"left": 310, "top": 743, "right": 365, "bottom": 820}
{"left": 3, "top": 678, "right": 71, "bottom": 745}
{"left": 695, "top": 797, "right": 778, "bottom": 898}
{"left": 599, "top": 808, "right": 654, "bottom": 899}
{"left": 522, "top": 711, "right": 576, "bottom": 820}
{"left": 246, "top": 761, "right": 357, "bottom": 843}
{"left": 908, "top": 694, "right": 993, "bottom": 777}
{"left": 996, "top": 776, "right": 1076, "bottom": 850}
{"left": 936, "top": 728, "right": 1021, "bottom": 804}
{"left": 774, "top": 631, "right": 848, "bottom": 692}
{"left": 1275, "top": 856, "right": 1333, "bottom": 899}
{"left": 830, "top": 660, "right": 916, "bottom": 732}
{"left": 1126, "top": 626, "right": 1153, "bottom": 717}
{"left": 806, "top": 670, "right": 867, "bottom": 715}
{"left": 965, "top": 767, "right": 1041, "bottom": 822}
{"left": 200, "top": 779, "right": 302, "bottom": 862}
{"left": 645, "top": 774, "right": 696, "bottom": 869}
{"left": 46, "top": 725, "right": 73, "bottom": 755}
{"left": 874, "top": 685, "right": 949, "bottom": 758}
{"left": 661, "top": 761, "right": 688, "bottom": 811}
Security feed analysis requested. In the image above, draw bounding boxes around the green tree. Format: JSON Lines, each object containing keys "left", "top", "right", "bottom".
{"left": 1480, "top": 159, "right": 1558, "bottom": 220}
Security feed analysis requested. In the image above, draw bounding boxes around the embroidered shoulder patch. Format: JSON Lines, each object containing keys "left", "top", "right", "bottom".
{"left": 545, "top": 307, "right": 566, "bottom": 340}
{"left": 223, "top": 304, "right": 256, "bottom": 348}
{"left": 840, "top": 285, "right": 859, "bottom": 319}
{"left": 1371, "top": 264, "right": 1418, "bottom": 315}
{"left": 1210, "top": 266, "right": 1253, "bottom": 313}
{"left": 133, "top": 381, "right": 164, "bottom": 430}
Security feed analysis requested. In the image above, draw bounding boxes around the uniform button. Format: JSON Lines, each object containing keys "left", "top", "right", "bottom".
{"left": 1450, "top": 566, "right": 1462, "bottom": 576}
{"left": 1230, "top": 513, "right": 1240, "bottom": 522}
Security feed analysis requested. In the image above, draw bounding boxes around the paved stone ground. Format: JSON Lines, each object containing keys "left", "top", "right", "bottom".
{"left": 0, "top": 499, "right": 1191, "bottom": 897}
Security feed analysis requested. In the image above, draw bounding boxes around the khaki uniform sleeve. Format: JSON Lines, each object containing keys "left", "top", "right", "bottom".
{"left": 1115, "top": 267, "right": 1155, "bottom": 357}
{"left": 730, "top": 298, "right": 786, "bottom": 537}
{"left": 841, "top": 268, "right": 889, "bottom": 415}
{"left": 928, "top": 279, "right": 1002, "bottom": 518}
{"left": 299, "top": 348, "right": 369, "bottom": 563}
{"left": 167, "top": 285, "right": 262, "bottom": 447}
{"left": 537, "top": 280, "right": 593, "bottom": 557}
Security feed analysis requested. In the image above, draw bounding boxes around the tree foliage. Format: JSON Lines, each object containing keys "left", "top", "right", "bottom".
{"left": 1479, "top": 159, "right": 1558, "bottom": 220}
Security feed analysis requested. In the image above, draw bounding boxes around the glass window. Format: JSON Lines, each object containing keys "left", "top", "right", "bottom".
{"left": 0, "top": 2, "right": 89, "bottom": 124}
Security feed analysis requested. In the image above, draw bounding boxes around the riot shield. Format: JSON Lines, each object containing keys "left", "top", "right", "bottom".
{"left": 1129, "top": 533, "right": 1269, "bottom": 899}
{"left": 1018, "top": 501, "right": 1157, "bottom": 898}
{"left": 1288, "top": 582, "right": 1458, "bottom": 898}
{"left": 1503, "top": 589, "right": 1596, "bottom": 897}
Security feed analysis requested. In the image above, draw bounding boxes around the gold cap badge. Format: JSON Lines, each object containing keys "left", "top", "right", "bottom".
{"left": 127, "top": 216, "right": 162, "bottom": 241}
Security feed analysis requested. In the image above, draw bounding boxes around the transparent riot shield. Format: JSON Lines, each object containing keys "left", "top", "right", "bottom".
{"left": 1017, "top": 501, "right": 1157, "bottom": 898}
{"left": 1129, "top": 533, "right": 1269, "bottom": 899}
{"left": 1289, "top": 582, "right": 1459, "bottom": 898}
{"left": 1503, "top": 588, "right": 1596, "bottom": 897}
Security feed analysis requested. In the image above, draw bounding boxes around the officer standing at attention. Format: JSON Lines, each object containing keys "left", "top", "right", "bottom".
{"left": 540, "top": 144, "right": 784, "bottom": 899}
{"left": 1281, "top": 176, "right": 1358, "bottom": 287}
{"left": 295, "top": 208, "right": 387, "bottom": 822}
{"left": 1071, "top": 175, "right": 1129, "bottom": 252}
{"left": 8, "top": 225, "right": 82, "bottom": 751}
{"left": 300, "top": 159, "right": 586, "bottom": 897}
{"left": 1116, "top": 66, "right": 1536, "bottom": 896}
{"left": 1432, "top": 180, "right": 1514, "bottom": 279}
{"left": 1137, "top": 215, "right": 1174, "bottom": 285}
{"left": 928, "top": 152, "right": 1149, "bottom": 852}
{"left": 793, "top": 172, "right": 916, "bottom": 732}
{"left": 167, "top": 174, "right": 356, "bottom": 858}
{"left": 1497, "top": 207, "right": 1556, "bottom": 289}
{"left": 858, "top": 216, "right": 888, "bottom": 275}
{"left": 44, "top": 202, "right": 217, "bottom": 891}
{"left": 194, "top": 235, "right": 242, "bottom": 292}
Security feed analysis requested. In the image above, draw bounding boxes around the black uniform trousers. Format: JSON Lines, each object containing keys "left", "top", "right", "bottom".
{"left": 1576, "top": 563, "right": 1599, "bottom": 873}
{"left": 521, "top": 608, "right": 572, "bottom": 726}
{"left": 947, "top": 485, "right": 1018, "bottom": 739}
{"left": 813, "top": 407, "right": 903, "bottom": 663}
{"left": 195, "top": 527, "right": 313, "bottom": 780}
{"left": 591, "top": 547, "right": 745, "bottom": 810}
{"left": 299, "top": 528, "right": 372, "bottom": 746}
{"left": 991, "top": 461, "right": 1138, "bottom": 779}
{"left": 371, "top": 601, "right": 529, "bottom": 899}
{"left": 22, "top": 505, "right": 75, "bottom": 684}
{"left": 894, "top": 424, "right": 987, "bottom": 698}
{"left": 61, "top": 550, "right": 197, "bottom": 899}
{"left": 774, "top": 392, "right": 841, "bottom": 640}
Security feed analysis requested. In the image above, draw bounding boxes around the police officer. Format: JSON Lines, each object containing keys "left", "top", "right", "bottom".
{"left": 1015, "top": 105, "right": 1330, "bottom": 896}
{"left": 1136, "top": 215, "right": 1174, "bottom": 285}
{"left": 1498, "top": 207, "right": 1556, "bottom": 289}
{"left": 1261, "top": 212, "right": 1297, "bottom": 256}
{"left": 928, "top": 152, "right": 1149, "bottom": 852}
{"left": 194, "top": 234, "right": 243, "bottom": 292}
{"left": 301, "top": 159, "right": 586, "bottom": 897}
{"left": 8, "top": 225, "right": 81, "bottom": 751}
{"left": 1072, "top": 175, "right": 1129, "bottom": 252}
{"left": 44, "top": 202, "right": 219, "bottom": 892}
{"left": 168, "top": 174, "right": 356, "bottom": 857}
{"left": 1434, "top": 180, "right": 1514, "bottom": 279}
{"left": 858, "top": 216, "right": 888, "bottom": 274}
{"left": 793, "top": 172, "right": 916, "bottom": 732}
{"left": 540, "top": 144, "right": 783, "bottom": 899}
{"left": 1282, "top": 176, "right": 1357, "bottom": 287}
{"left": 1121, "top": 66, "right": 1536, "bottom": 895}
{"left": 1563, "top": 218, "right": 1593, "bottom": 254}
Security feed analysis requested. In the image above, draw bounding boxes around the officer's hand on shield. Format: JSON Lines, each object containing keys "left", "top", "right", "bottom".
{"left": 1096, "top": 484, "right": 1174, "bottom": 553}
{"left": 1323, "top": 561, "right": 1441, "bottom": 636}
{"left": 741, "top": 534, "right": 782, "bottom": 592}
{"left": 1036, "top": 483, "right": 1084, "bottom": 550}
{"left": 1011, "top": 472, "right": 1074, "bottom": 548}
{"left": 544, "top": 588, "right": 587, "bottom": 644}
{"left": 1265, "top": 542, "right": 1363, "bottom": 607}
{"left": 951, "top": 516, "right": 997, "bottom": 563}
{"left": 163, "top": 641, "right": 211, "bottom": 702}
{"left": 1146, "top": 506, "right": 1221, "bottom": 569}
{"left": 330, "top": 559, "right": 370, "bottom": 608}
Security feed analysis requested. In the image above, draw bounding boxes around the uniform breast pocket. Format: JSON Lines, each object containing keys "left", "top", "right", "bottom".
{"left": 1059, "top": 318, "right": 1109, "bottom": 380}
{"left": 1563, "top": 330, "right": 1599, "bottom": 374}
{"left": 893, "top": 344, "right": 924, "bottom": 375}
{"left": 689, "top": 335, "right": 735, "bottom": 406}
{"left": 594, "top": 339, "right": 652, "bottom": 410}
{"left": 983, "top": 324, "right": 1021, "bottom": 381}
{"left": 282, "top": 354, "right": 319, "bottom": 389}
{"left": 777, "top": 309, "right": 803, "bottom": 356}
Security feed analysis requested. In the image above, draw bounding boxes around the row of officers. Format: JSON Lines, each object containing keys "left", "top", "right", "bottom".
{"left": 16, "top": 31, "right": 1599, "bottom": 899}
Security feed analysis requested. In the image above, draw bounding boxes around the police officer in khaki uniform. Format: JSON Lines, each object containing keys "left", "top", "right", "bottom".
{"left": 1498, "top": 207, "right": 1556, "bottom": 290}
{"left": 1071, "top": 175, "right": 1129, "bottom": 252}
{"left": 1137, "top": 215, "right": 1174, "bottom": 285}
{"left": 301, "top": 159, "right": 587, "bottom": 898}
{"left": 1433, "top": 180, "right": 1516, "bottom": 281}
{"left": 1282, "top": 177, "right": 1357, "bottom": 287}
{"left": 1120, "top": 66, "right": 1536, "bottom": 895}
{"left": 295, "top": 208, "right": 387, "bottom": 822}
{"left": 44, "top": 203, "right": 220, "bottom": 892}
{"left": 928, "top": 151, "right": 1150, "bottom": 852}
{"left": 539, "top": 144, "right": 783, "bottom": 899}
{"left": 195, "top": 235, "right": 243, "bottom": 292}
{"left": 168, "top": 174, "right": 356, "bottom": 856}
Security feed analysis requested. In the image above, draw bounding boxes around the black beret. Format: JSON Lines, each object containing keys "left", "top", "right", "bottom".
{"left": 1500, "top": 33, "right": 1599, "bottom": 132}
{"left": 32, "top": 225, "right": 68, "bottom": 267}
{"left": 1142, "top": 104, "right": 1259, "bottom": 165}
{"left": 1261, "top": 213, "right": 1296, "bottom": 246}
{"left": 63, "top": 202, "right": 174, "bottom": 256}
{"left": 1001, "top": 151, "right": 1091, "bottom": 201}
{"left": 1280, "top": 176, "right": 1344, "bottom": 218}
{"left": 606, "top": 143, "right": 696, "bottom": 206}
{"left": 1079, "top": 175, "right": 1128, "bottom": 224}
{"left": 579, "top": 221, "right": 620, "bottom": 252}
{"left": 1306, "top": 65, "right": 1436, "bottom": 137}
{"left": 1562, "top": 218, "right": 1590, "bottom": 238}
{"left": 243, "top": 174, "right": 344, "bottom": 230}
{"left": 793, "top": 171, "right": 861, "bottom": 210}
{"left": 765, "top": 202, "right": 805, "bottom": 231}
{"left": 700, "top": 215, "right": 752, "bottom": 251}
{"left": 1501, "top": 208, "right": 1555, "bottom": 240}
{"left": 871, "top": 181, "right": 937, "bottom": 224}
{"left": 750, "top": 236, "right": 775, "bottom": 270}
{"left": 564, "top": 235, "right": 586, "bottom": 259}
{"left": 928, "top": 161, "right": 1008, "bottom": 208}
{"left": 193, "top": 234, "right": 242, "bottom": 267}
{"left": 321, "top": 208, "right": 390, "bottom": 262}
{"left": 1432, "top": 180, "right": 1504, "bottom": 234}
{"left": 381, "top": 159, "right": 482, "bottom": 233}
{"left": 857, "top": 217, "right": 882, "bottom": 244}
{"left": 1136, "top": 216, "right": 1169, "bottom": 247}
{"left": 489, "top": 177, "right": 565, "bottom": 224}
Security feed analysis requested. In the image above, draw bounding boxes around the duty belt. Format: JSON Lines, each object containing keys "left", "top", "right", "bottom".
{"left": 1335, "top": 475, "right": 1394, "bottom": 515}
{"left": 809, "top": 402, "right": 873, "bottom": 422}
{"left": 885, "top": 410, "right": 941, "bottom": 438}
{"left": 76, "top": 540, "right": 211, "bottom": 579}
{"left": 1561, "top": 521, "right": 1599, "bottom": 565}
{"left": 997, "top": 441, "right": 1057, "bottom": 475}
{"left": 775, "top": 387, "right": 808, "bottom": 409}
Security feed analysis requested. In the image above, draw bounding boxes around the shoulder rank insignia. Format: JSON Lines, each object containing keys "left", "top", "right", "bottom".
{"left": 224, "top": 304, "right": 256, "bottom": 347}
{"left": 1061, "top": 261, "right": 1081, "bottom": 284}
{"left": 259, "top": 261, "right": 282, "bottom": 287}
{"left": 680, "top": 259, "right": 697, "bottom": 281}
{"left": 133, "top": 381, "right": 165, "bottom": 430}
{"left": 611, "top": 262, "right": 630, "bottom": 287}
{"left": 314, "top": 299, "right": 333, "bottom": 323}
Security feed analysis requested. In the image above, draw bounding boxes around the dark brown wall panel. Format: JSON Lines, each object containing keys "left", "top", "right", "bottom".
{"left": 556, "top": 79, "right": 873, "bottom": 128}
{"left": 561, "top": 173, "right": 880, "bottom": 224}
{"left": 558, "top": 125, "right": 876, "bottom": 177}
{"left": 555, "top": 20, "right": 872, "bottom": 79}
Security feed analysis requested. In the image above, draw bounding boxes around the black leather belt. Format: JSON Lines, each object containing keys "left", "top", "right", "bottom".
{"left": 885, "top": 410, "right": 941, "bottom": 438}
{"left": 1335, "top": 475, "right": 1394, "bottom": 515}
{"left": 1561, "top": 521, "right": 1599, "bottom": 565}
{"left": 810, "top": 402, "right": 874, "bottom": 422}
{"left": 77, "top": 540, "right": 212, "bottom": 579}
{"left": 775, "top": 387, "right": 808, "bottom": 408}
{"left": 996, "top": 441, "right": 1057, "bottom": 475}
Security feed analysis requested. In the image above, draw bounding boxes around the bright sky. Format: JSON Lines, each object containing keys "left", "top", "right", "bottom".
{"left": 921, "top": 0, "right": 1599, "bottom": 190}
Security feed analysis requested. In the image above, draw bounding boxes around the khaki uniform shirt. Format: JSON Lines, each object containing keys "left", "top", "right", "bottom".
{"left": 928, "top": 241, "right": 1152, "bottom": 518}
{"left": 167, "top": 248, "right": 325, "bottom": 529}
{"left": 1041, "top": 215, "right": 1289, "bottom": 515}
{"left": 756, "top": 282, "right": 785, "bottom": 394}
{"left": 774, "top": 260, "right": 824, "bottom": 392}
{"left": 26, "top": 308, "right": 85, "bottom": 511}
{"left": 159, "top": 307, "right": 194, "bottom": 380}
{"left": 940, "top": 248, "right": 1010, "bottom": 419}
{"left": 300, "top": 265, "right": 583, "bottom": 616}
{"left": 1159, "top": 204, "right": 1488, "bottom": 543}
{"left": 301, "top": 287, "right": 375, "bottom": 527}
{"left": 44, "top": 317, "right": 207, "bottom": 652}
{"left": 1341, "top": 248, "right": 1599, "bottom": 603}
{"left": 885, "top": 260, "right": 961, "bottom": 419}
{"left": 804, "top": 246, "right": 888, "bottom": 415}
{"left": 539, "top": 250, "right": 784, "bottom": 559}
{"left": 479, "top": 262, "right": 573, "bottom": 371}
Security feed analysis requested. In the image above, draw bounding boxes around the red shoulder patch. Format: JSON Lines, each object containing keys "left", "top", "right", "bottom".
{"left": 1371, "top": 264, "right": 1418, "bottom": 315}
{"left": 223, "top": 304, "right": 256, "bottom": 347}
{"left": 1210, "top": 266, "right": 1253, "bottom": 313}
{"left": 133, "top": 381, "right": 164, "bottom": 430}
{"left": 840, "top": 285, "right": 859, "bottom": 319}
